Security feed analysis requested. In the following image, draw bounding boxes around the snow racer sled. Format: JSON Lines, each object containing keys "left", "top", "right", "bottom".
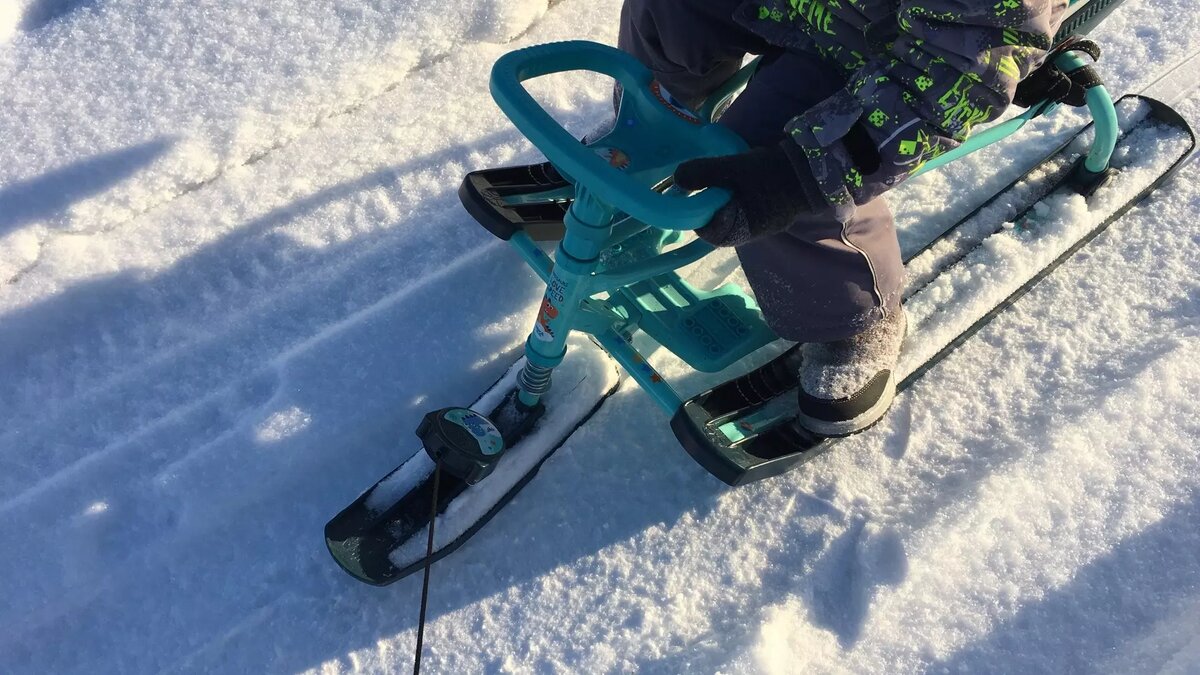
{"left": 326, "top": 0, "right": 1195, "bottom": 586}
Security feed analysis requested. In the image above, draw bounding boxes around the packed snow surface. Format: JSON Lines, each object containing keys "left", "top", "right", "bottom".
{"left": 2, "top": 0, "right": 1199, "bottom": 673}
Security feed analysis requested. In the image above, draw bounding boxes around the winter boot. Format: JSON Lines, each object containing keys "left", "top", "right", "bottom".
{"left": 796, "top": 308, "right": 906, "bottom": 437}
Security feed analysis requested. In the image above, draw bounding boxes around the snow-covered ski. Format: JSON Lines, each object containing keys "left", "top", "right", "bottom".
{"left": 325, "top": 336, "right": 620, "bottom": 585}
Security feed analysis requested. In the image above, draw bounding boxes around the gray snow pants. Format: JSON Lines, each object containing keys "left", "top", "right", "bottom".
{"left": 619, "top": 0, "right": 903, "bottom": 342}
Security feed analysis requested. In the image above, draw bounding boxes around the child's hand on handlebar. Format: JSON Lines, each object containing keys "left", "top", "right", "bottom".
{"left": 673, "top": 140, "right": 817, "bottom": 247}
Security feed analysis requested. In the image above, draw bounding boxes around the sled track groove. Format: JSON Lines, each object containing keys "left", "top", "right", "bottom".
{"left": 2, "top": 1, "right": 568, "bottom": 288}
{"left": 0, "top": 235, "right": 506, "bottom": 514}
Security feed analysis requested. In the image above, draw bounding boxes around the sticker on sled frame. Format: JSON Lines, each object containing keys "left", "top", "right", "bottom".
{"left": 593, "top": 146, "right": 632, "bottom": 170}
{"left": 651, "top": 81, "right": 702, "bottom": 125}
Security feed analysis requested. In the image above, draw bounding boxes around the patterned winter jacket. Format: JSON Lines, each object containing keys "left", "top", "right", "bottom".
{"left": 733, "top": 0, "right": 1069, "bottom": 208}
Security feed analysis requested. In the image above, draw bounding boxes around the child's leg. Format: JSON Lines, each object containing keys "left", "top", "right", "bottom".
{"left": 618, "top": 0, "right": 775, "bottom": 109}
{"left": 735, "top": 204, "right": 902, "bottom": 343}
{"left": 718, "top": 51, "right": 903, "bottom": 343}
{"left": 619, "top": 1, "right": 903, "bottom": 344}
{"left": 618, "top": 2, "right": 903, "bottom": 432}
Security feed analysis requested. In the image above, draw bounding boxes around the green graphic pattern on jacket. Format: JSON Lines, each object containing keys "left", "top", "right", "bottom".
{"left": 733, "top": 0, "right": 1069, "bottom": 207}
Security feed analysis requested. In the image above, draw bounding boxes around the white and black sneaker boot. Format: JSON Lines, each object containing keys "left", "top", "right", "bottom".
{"left": 796, "top": 308, "right": 906, "bottom": 437}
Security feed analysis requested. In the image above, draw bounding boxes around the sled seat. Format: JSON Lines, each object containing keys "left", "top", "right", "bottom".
{"left": 610, "top": 273, "right": 774, "bottom": 373}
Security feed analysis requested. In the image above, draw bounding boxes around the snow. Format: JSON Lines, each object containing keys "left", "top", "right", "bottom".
{"left": 2, "top": 0, "right": 1200, "bottom": 673}
{"left": 0, "top": 0, "right": 552, "bottom": 280}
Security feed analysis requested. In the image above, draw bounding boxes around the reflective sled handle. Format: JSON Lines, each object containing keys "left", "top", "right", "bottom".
{"left": 490, "top": 41, "right": 742, "bottom": 231}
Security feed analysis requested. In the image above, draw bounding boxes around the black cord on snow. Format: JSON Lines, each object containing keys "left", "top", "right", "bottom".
{"left": 413, "top": 462, "right": 441, "bottom": 675}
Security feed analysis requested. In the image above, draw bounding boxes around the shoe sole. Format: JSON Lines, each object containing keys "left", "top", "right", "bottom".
{"left": 795, "top": 370, "right": 897, "bottom": 438}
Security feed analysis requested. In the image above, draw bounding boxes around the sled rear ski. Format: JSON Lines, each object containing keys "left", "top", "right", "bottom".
{"left": 326, "top": 0, "right": 1195, "bottom": 584}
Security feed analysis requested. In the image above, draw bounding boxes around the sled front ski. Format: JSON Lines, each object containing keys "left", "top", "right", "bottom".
{"left": 674, "top": 95, "right": 1196, "bottom": 485}
{"left": 325, "top": 337, "right": 620, "bottom": 586}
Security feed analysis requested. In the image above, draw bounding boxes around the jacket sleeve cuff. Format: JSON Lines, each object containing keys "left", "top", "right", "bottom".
{"left": 777, "top": 137, "right": 828, "bottom": 215}
{"left": 784, "top": 87, "right": 867, "bottom": 210}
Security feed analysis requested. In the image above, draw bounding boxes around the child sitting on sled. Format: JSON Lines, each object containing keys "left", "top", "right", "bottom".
{"left": 614, "top": 0, "right": 1067, "bottom": 434}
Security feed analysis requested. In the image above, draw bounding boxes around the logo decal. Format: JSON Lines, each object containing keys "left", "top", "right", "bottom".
{"left": 533, "top": 297, "right": 558, "bottom": 342}
{"left": 444, "top": 409, "right": 504, "bottom": 455}
{"left": 534, "top": 274, "right": 568, "bottom": 343}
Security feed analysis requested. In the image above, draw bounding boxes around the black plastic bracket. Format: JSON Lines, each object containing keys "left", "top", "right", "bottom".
{"left": 1068, "top": 158, "right": 1119, "bottom": 197}
{"left": 458, "top": 163, "right": 572, "bottom": 241}
{"left": 670, "top": 392, "right": 828, "bottom": 487}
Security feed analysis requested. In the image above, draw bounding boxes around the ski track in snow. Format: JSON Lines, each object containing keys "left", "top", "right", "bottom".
{"left": 2, "top": 0, "right": 1200, "bottom": 673}
{"left": 0, "top": 0, "right": 560, "bottom": 284}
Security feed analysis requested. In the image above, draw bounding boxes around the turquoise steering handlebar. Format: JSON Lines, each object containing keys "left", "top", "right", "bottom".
{"left": 489, "top": 41, "right": 748, "bottom": 231}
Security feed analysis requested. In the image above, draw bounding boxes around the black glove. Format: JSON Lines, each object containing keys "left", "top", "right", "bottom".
{"left": 674, "top": 140, "right": 817, "bottom": 247}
